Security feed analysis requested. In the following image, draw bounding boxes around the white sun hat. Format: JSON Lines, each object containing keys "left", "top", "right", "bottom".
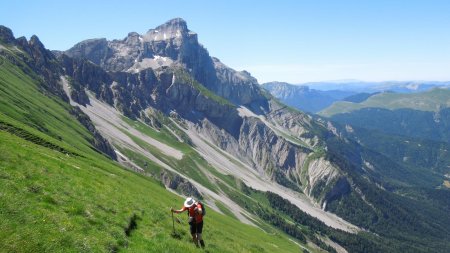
{"left": 184, "top": 197, "right": 196, "bottom": 208}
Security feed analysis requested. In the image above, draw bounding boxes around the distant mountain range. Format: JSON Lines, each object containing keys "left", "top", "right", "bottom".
{"left": 261, "top": 82, "right": 356, "bottom": 113}
{"left": 318, "top": 88, "right": 450, "bottom": 145}
{"left": 319, "top": 88, "right": 450, "bottom": 117}
{"left": 262, "top": 81, "right": 450, "bottom": 113}
{"left": 303, "top": 80, "right": 450, "bottom": 93}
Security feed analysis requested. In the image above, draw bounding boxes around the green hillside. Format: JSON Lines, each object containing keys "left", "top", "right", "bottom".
{"left": 319, "top": 88, "right": 450, "bottom": 117}
{"left": 0, "top": 51, "right": 304, "bottom": 252}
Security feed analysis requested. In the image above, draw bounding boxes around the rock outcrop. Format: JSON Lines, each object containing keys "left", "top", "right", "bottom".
{"left": 160, "top": 171, "right": 202, "bottom": 199}
{"left": 0, "top": 25, "right": 15, "bottom": 44}
{"left": 65, "top": 38, "right": 110, "bottom": 67}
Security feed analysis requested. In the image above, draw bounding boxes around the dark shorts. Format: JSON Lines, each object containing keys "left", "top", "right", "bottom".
{"left": 189, "top": 221, "right": 203, "bottom": 234}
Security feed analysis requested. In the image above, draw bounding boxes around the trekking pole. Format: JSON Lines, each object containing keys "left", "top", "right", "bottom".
{"left": 170, "top": 208, "right": 181, "bottom": 239}
{"left": 171, "top": 209, "right": 175, "bottom": 234}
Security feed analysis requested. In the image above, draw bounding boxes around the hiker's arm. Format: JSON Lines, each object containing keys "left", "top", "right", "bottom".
{"left": 171, "top": 207, "right": 186, "bottom": 214}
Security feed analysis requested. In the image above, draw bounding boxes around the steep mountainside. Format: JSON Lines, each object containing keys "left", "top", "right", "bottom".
{"left": 2, "top": 19, "right": 450, "bottom": 252}
{"left": 262, "top": 81, "right": 355, "bottom": 113}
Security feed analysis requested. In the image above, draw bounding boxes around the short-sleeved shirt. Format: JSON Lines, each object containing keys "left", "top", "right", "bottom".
{"left": 181, "top": 202, "right": 203, "bottom": 223}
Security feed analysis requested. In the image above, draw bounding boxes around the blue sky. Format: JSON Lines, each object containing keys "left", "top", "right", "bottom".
{"left": 1, "top": 0, "right": 450, "bottom": 83}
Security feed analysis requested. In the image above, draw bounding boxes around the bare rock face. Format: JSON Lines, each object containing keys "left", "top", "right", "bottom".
{"left": 0, "top": 25, "right": 15, "bottom": 44}
{"left": 60, "top": 55, "right": 114, "bottom": 104}
{"left": 212, "top": 58, "right": 262, "bottom": 105}
{"left": 239, "top": 117, "right": 309, "bottom": 172}
{"left": 145, "top": 18, "right": 191, "bottom": 41}
{"left": 65, "top": 38, "right": 110, "bottom": 67}
{"left": 160, "top": 171, "right": 202, "bottom": 199}
{"left": 143, "top": 17, "right": 198, "bottom": 60}
{"left": 190, "top": 113, "right": 345, "bottom": 201}
{"left": 70, "top": 88, "right": 90, "bottom": 106}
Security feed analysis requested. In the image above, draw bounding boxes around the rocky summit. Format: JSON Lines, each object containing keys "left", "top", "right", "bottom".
{"left": 65, "top": 18, "right": 262, "bottom": 106}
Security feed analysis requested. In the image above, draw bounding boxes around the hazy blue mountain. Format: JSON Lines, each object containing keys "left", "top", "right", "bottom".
{"left": 305, "top": 80, "right": 450, "bottom": 93}
{"left": 262, "top": 81, "right": 355, "bottom": 113}
{"left": 261, "top": 80, "right": 441, "bottom": 114}
{"left": 329, "top": 107, "right": 450, "bottom": 144}
{"left": 321, "top": 88, "right": 450, "bottom": 147}
{"left": 343, "top": 92, "right": 380, "bottom": 103}
{"left": 319, "top": 88, "right": 450, "bottom": 117}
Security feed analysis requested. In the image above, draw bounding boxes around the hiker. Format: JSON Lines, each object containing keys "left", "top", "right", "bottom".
{"left": 171, "top": 197, "right": 205, "bottom": 248}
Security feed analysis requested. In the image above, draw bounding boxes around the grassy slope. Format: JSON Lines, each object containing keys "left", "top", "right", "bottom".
{"left": 0, "top": 55, "right": 303, "bottom": 252}
{"left": 319, "top": 88, "right": 450, "bottom": 117}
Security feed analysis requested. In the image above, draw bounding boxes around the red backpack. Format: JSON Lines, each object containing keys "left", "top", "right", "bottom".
{"left": 188, "top": 202, "right": 206, "bottom": 217}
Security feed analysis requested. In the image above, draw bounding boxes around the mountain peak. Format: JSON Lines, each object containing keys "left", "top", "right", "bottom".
{"left": 0, "top": 25, "right": 15, "bottom": 44}
{"left": 144, "top": 17, "right": 194, "bottom": 41}
{"left": 29, "top": 35, "right": 44, "bottom": 47}
{"left": 161, "top": 17, "right": 188, "bottom": 29}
